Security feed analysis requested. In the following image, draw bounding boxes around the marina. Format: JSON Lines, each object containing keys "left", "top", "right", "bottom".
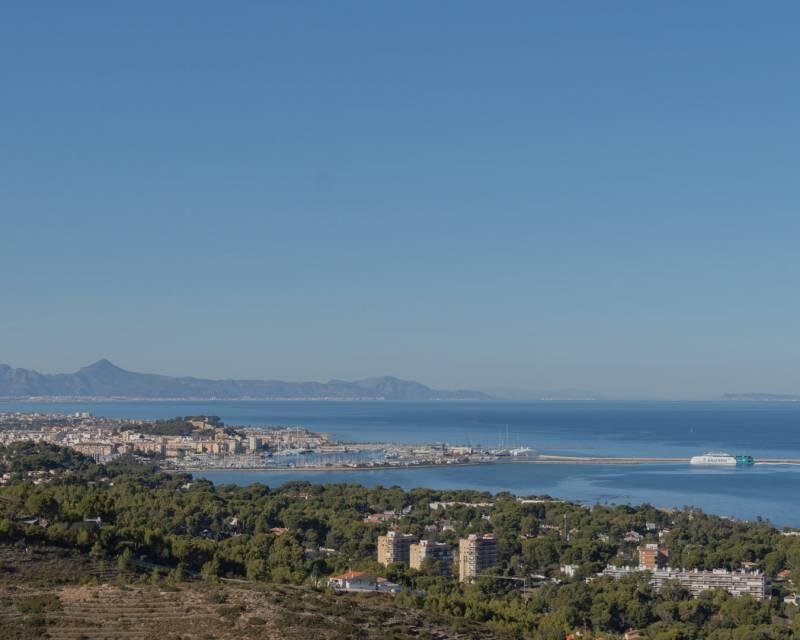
{"left": 4, "top": 400, "right": 800, "bottom": 525}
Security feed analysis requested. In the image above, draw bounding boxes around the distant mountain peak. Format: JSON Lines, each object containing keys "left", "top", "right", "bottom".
{"left": 81, "top": 359, "right": 123, "bottom": 372}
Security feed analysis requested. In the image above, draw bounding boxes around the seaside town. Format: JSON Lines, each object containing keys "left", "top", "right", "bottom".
{"left": 3, "top": 411, "right": 799, "bottom": 476}
{"left": 0, "top": 411, "right": 526, "bottom": 472}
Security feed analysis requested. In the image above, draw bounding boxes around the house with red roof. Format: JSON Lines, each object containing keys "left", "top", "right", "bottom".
{"left": 327, "top": 570, "right": 402, "bottom": 594}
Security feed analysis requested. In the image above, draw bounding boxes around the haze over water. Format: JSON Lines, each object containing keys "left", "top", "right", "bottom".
{"left": 5, "top": 400, "right": 800, "bottom": 527}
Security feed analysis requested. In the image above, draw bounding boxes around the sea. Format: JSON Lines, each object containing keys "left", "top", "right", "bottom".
{"left": 3, "top": 400, "right": 800, "bottom": 527}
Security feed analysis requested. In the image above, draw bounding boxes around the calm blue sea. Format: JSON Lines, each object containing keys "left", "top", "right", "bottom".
{"left": 3, "top": 400, "right": 800, "bottom": 526}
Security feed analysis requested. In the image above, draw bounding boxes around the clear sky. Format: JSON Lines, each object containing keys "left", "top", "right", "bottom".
{"left": 2, "top": 2, "right": 799, "bottom": 398}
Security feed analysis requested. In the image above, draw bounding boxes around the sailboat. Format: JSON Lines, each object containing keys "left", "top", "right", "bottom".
{"left": 490, "top": 424, "right": 536, "bottom": 457}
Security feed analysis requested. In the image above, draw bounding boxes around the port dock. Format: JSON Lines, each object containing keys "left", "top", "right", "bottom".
{"left": 182, "top": 454, "right": 800, "bottom": 472}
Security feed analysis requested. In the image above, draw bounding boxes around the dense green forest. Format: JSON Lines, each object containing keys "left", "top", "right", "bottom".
{"left": 1, "top": 441, "right": 799, "bottom": 639}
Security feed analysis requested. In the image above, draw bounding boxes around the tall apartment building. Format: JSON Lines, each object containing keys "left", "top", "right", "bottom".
{"left": 409, "top": 540, "right": 453, "bottom": 575}
{"left": 377, "top": 531, "right": 419, "bottom": 566}
{"left": 458, "top": 533, "right": 498, "bottom": 582}
{"left": 638, "top": 543, "right": 670, "bottom": 570}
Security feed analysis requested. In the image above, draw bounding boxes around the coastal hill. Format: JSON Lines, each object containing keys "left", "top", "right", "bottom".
{"left": 0, "top": 360, "right": 489, "bottom": 401}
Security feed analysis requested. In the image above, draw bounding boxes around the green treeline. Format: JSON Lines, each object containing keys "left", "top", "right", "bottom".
{"left": 1, "top": 441, "right": 799, "bottom": 639}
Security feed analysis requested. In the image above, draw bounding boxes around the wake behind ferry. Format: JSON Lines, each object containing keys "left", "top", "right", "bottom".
{"left": 690, "top": 452, "right": 754, "bottom": 466}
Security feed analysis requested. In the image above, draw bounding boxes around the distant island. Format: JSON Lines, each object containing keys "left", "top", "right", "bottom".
{"left": 723, "top": 392, "right": 800, "bottom": 402}
{"left": 0, "top": 359, "right": 489, "bottom": 401}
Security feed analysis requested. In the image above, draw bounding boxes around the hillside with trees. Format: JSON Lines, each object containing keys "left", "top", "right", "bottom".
{"left": 1, "top": 442, "right": 799, "bottom": 639}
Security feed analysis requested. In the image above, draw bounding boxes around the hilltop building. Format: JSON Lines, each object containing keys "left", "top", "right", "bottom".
{"left": 458, "top": 533, "right": 498, "bottom": 582}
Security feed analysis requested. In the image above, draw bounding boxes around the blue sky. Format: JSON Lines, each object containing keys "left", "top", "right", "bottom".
{"left": 2, "top": 3, "right": 799, "bottom": 397}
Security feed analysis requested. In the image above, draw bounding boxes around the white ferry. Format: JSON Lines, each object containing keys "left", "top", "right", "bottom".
{"left": 689, "top": 452, "right": 737, "bottom": 465}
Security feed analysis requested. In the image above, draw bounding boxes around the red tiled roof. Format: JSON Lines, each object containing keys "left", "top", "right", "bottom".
{"left": 330, "top": 570, "right": 367, "bottom": 580}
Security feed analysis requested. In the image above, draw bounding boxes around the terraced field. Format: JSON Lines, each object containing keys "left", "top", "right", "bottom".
{"left": 29, "top": 584, "right": 242, "bottom": 640}
{"left": 0, "top": 582, "right": 505, "bottom": 640}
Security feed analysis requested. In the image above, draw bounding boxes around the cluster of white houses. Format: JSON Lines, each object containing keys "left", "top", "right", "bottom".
{"left": 0, "top": 415, "right": 331, "bottom": 464}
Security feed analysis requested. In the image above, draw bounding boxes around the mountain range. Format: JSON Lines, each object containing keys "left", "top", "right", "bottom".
{"left": 0, "top": 360, "right": 489, "bottom": 401}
